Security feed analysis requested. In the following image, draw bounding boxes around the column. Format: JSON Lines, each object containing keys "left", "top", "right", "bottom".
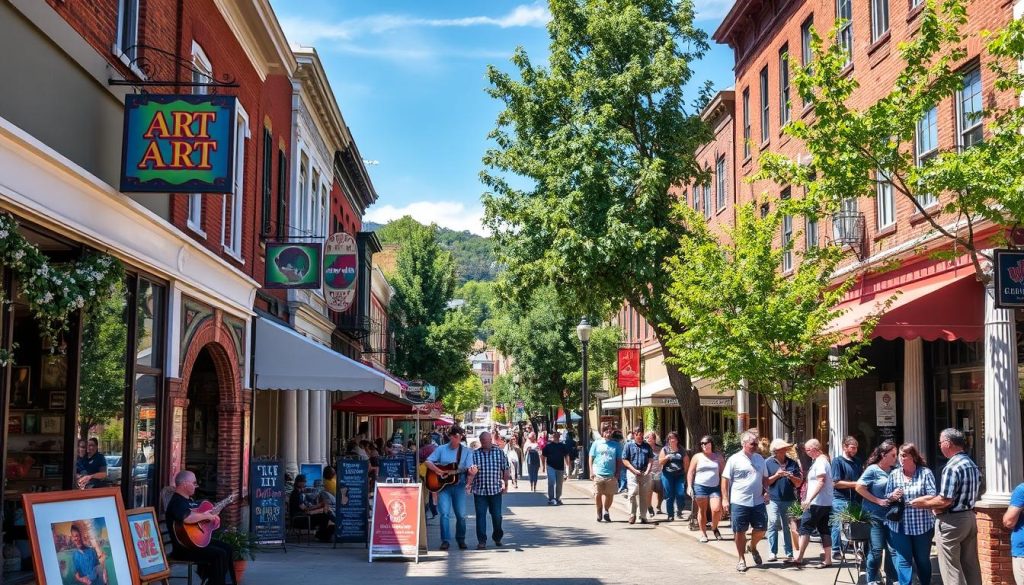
{"left": 308, "top": 392, "right": 322, "bottom": 467}
{"left": 902, "top": 338, "right": 927, "bottom": 447}
{"left": 736, "top": 379, "right": 749, "bottom": 432}
{"left": 321, "top": 392, "right": 330, "bottom": 464}
{"left": 296, "top": 389, "right": 309, "bottom": 466}
{"left": 771, "top": 399, "right": 786, "bottom": 441}
{"left": 279, "top": 391, "right": 298, "bottom": 476}
{"left": 828, "top": 350, "right": 848, "bottom": 460}
{"left": 981, "top": 279, "right": 1024, "bottom": 504}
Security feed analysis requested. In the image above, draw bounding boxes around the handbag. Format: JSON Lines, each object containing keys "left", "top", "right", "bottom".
{"left": 886, "top": 497, "right": 905, "bottom": 522}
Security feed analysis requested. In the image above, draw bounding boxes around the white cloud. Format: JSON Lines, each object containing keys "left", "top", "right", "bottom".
{"left": 365, "top": 201, "right": 488, "bottom": 236}
{"left": 693, "top": 0, "right": 734, "bottom": 21}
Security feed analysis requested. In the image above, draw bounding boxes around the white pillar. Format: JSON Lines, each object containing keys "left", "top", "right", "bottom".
{"left": 297, "top": 389, "right": 310, "bottom": 466}
{"left": 279, "top": 391, "right": 298, "bottom": 476}
{"left": 903, "top": 338, "right": 927, "bottom": 447}
{"left": 736, "top": 380, "right": 749, "bottom": 432}
{"left": 771, "top": 399, "right": 786, "bottom": 441}
{"left": 981, "top": 278, "right": 1024, "bottom": 504}
{"left": 828, "top": 351, "right": 848, "bottom": 460}
{"left": 309, "top": 392, "right": 322, "bottom": 467}
{"left": 321, "top": 392, "right": 330, "bottom": 464}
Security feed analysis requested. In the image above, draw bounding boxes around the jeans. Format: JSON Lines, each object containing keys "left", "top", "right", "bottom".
{"left": 546, "top": 466, "right": 565, "bottom": 501}
{"left": 436, "top": 482, "right": 467, "bottom": 544}
{"left": 866, "top": 516, "right": 896, "bottom": 584}
{"left": 766, "top": 499, "right": 795, "bottom": 557}
{"left": 474, "top": 493, "right": 504, "bottom": 545}
{"left": 888, "top": 529, "right": 933, "bottom": 585}
{"left": 619, "top": 470, "right": 628, "bottom": 492}
{"left": 660, "top": 473, "right": 686, "bottom": 517}
{"left": 831, "top": 498, "right": 850, "bottom": 555}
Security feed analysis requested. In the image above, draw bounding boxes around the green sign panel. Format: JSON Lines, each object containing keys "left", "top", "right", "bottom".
{"left": 265, "top": 242, "right": 322, "bottom": 289}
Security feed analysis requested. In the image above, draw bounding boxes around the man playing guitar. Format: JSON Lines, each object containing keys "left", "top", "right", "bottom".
{"left": 425, "top": 425, "right": 477, "bottom": 551}
{"left": 165, "top": 470, "right": 232, "bottom": 585}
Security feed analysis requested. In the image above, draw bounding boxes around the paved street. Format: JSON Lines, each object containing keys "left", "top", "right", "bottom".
{"left": 231, "top": 474, "right": 843, "bottom": 585}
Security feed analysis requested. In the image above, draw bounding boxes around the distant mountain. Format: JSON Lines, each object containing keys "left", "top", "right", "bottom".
{"left": 367, "top": 217, "right": 499, "bottom": 283}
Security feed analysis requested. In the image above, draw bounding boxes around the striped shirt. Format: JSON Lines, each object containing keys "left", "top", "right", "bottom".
{"left": 937, "top": 452, "right": 981, "bottom": 513}
{"left": 886, "top": 465, "right": 937, "bottom": 536}
{"left": 470, "top": 446, "right": 509, "bottom": 496}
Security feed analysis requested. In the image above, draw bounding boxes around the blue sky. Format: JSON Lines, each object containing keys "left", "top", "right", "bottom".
{"left": 269, "top": 1, "right": 737, "bottom": 235}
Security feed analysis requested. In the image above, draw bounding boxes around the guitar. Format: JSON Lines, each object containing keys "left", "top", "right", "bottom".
{"left": 173, "top": 493, "right": 237, "bottom": 550}
{"left": 424, "top": 462, "right": 461, "bottom": 493}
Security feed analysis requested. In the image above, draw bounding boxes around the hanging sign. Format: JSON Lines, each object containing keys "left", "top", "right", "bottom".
{"left": 265, "top": 242, "right": 322, "bottom": 289}
{"left": 335, "top": 458, "right": 369, "bottom": 544}
{"left": 994, "top": 249, "right": 1024, "bottom": 308}
{"left": 368, "top": 483, "right": 423, "bottom": 562}
{"left": 323, "top": 232, "right": 359, "bottom": 312}
{"left": 120, "top": 94, "right": 237, "bottom": 193}
{"left": 250, "top": 460, "right": 286, "bottom": 545}
{"left": 617, "top": 347, "right": 641, "bottom": 388}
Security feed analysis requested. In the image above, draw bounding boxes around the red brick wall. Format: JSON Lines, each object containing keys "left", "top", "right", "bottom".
{"left": 978, "top": 506, "right": 1016, "bottom": 585}
{"left": 331, "top": 179, "right": 362, "bottom": 236}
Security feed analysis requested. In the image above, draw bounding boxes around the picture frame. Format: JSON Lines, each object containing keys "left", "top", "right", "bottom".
{"left": 24, "top": 413, "right": 39, "bottom": 435}
{"left": 124, "top": 507, "right": 170, "bottom": 582}
{"left": 22, "top": 488, "right": 140, "bottom": 585}
{"left": 11, "top": 366, "right": 31, "bottom": 408}
{"left": 41, "top": 416, "right": 62, "bottom": 435}
{"left": 50, "top": 391, "right": 67, "bottom": 411}
{"left": 41, "top": 354, "right": 67, "bottom": 392}
{"left": 8, "top": 412, "right": 23, "bottom": 435}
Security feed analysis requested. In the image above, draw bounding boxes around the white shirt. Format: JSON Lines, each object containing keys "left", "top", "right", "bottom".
{"left": 722, "top": 451, "right": 768, "bottom": 507}
{"left": 806, "top": 455, "right": 834, "bottom": 506}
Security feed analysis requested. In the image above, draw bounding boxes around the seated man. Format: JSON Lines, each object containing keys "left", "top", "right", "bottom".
{"left": 289, "top": 474, "right": 334, "bottom": 542}
{"left": 164, "top": 470, "right": 232, "bottom": 585}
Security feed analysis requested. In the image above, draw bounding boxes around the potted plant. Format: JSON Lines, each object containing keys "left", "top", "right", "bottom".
{"left": 833, "top": 502, "right": 871, "bottom": 542}
{"left": 787, "top": 501, "right": 804, "bottom": 547}
{"left": 213, "top": 528, "right": 257, "bottom": 584}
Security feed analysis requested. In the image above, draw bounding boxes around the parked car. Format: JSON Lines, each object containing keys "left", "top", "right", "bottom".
{"left": 105, "top": 455, "right": 122, "bottom": 483}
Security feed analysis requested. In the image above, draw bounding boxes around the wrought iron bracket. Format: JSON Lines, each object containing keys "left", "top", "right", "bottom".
{"left": 108, "top": 44, "right": 239, "bottom": 92}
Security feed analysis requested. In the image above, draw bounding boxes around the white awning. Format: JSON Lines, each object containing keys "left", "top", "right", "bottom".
{"left": 601, "top": 376, "right": 735, "bottom": 410}
{"left": 253, "top": 316, "right": 402, "bottom": 395}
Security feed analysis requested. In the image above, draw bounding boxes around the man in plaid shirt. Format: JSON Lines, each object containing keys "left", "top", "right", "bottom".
{"left": 467, "top": 432, "right": 510, "bottom": 549}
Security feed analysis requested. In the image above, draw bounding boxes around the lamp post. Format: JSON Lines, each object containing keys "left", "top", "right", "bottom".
{"left": 576, "top": 317, "right": 593, "bottom": 480}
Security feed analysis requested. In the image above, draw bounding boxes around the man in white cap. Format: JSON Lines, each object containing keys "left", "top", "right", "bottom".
{"left": 764, "top": 438, "right": 803, "bottom": 562}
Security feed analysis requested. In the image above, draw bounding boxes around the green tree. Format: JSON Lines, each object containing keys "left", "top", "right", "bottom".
{"left": 389, "top": 221, "right": 475, "bottom": 394}
{"left": 456, "top": 280, "right": 496, "bottom": 341}
{"left": 78, "top": 280, "right": 128, "bottom": 440}
{"left": 443, "top": 374, "right": 485, "bottom": 419}
{"left": 663, "top": 204, "right": 880, "bottom": 437}
{"left": 482, "top": 0, "right": 713, "bottom": 441}
{"left": 756, "top": 0, "right": 1024, "bottom": 281}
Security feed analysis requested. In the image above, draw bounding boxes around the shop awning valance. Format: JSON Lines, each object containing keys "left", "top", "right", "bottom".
{"left": 330, "top": 392, "right": 416, "bottom": 414}
{"left": 827, "top": 272, "right": 984, "bottom": 344}
{"left": 253, "top": 316, "right": 403, "bottom": 395}
{"left": 601, "top": 377, "right": 735, "bottom": 410}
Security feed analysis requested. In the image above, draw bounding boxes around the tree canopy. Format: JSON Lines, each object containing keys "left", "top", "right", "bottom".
{"left": 443, "top": 374, "right": 485, "bottom": 420}
{"left": 78, "top": 280, "right": 128, "bottom": 440}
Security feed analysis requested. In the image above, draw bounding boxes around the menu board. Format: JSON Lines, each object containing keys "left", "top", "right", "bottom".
{"left": 251, "top": 460, "right": 285, "bottom": 545}
{"left": 379, "top": 457, "right": 406, "bottom": 482}
{"left": 404, "top": 452, "right": 418, "bottom": 480}
{"left": 335, "top": 458, "right": 369, "bottom": 544}
{"left": 369, "top": 484, "right": 422, "bottom": 562}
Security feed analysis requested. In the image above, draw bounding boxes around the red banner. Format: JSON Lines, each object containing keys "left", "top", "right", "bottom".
{"left": 617, "top": 347, "right": 640, "bottom": 388}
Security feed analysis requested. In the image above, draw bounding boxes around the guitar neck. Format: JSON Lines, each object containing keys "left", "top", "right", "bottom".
{"left": 210, "top": 495, "right": 236, "bottom": 515}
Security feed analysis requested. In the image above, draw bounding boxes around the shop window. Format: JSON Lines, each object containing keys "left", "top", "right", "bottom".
{"left": 115, "top": 0, "right": 140, "bottom": 61}
{"left": 129, "top": 278, "right": 165, "bottom": 508}
{"left": 222, "top": 105, "right": 249, "bottom": 259}
{"left": 759, "top": 66, "right": 770, "bottom": 143}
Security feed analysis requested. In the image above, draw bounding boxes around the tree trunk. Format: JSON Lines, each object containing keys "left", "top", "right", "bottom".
{"left": 660, "top": 344, "right": 707, "bottom": 446}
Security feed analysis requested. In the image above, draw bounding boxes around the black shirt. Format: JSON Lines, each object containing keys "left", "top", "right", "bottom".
{"left": 542, "top": 443, "right": 570, "bottom": 471}
{"left": 165, "top": 493, "right": 199, "bottom": 553}
{"left": 289, "top": 486, "right": 306, "bottom": 517}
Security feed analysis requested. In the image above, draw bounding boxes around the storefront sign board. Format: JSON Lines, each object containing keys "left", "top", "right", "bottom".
{"left": 369, "top": 483, "right": 422, "bottom": 562}
{"left": 995, "top": 249, "right": 1024, "bottom": 308}
{"left": 251, "top": 460, "right": 286, "bottom": 545}
{"left": 265, "top": 242, "right": 323, "bottom": 289}
{"left": 323, "top": 232, "right": 358, "bottom": 312}
{"left": 335, "top": 458, "right": 369, "bottom": 544}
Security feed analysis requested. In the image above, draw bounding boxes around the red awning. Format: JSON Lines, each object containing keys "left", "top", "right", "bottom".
{"left": 828, "top": 272, "right": 983, "bottom": 343}
{"left": 331, "top": 392, "right": 415, "bottom": 415}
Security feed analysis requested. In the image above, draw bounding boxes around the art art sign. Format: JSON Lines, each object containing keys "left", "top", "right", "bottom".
{"left": 323, "top": 232, "right": 359, "bottom": 312}
{"left": 994, "top": 249, "right": 1024, "bottom": 308}
{"left": 121, "top": 94, "right": 236, "bottom": 193}
{"left": 265, "top": 242, "right": 322, "bottom": 289}
{"left": 617, "top": 346, "right": 641, "bottom": 388}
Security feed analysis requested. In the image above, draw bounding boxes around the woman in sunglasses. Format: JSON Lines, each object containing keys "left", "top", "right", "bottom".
{"left": 688, "top": 435, "right": 726, "bottom": 542}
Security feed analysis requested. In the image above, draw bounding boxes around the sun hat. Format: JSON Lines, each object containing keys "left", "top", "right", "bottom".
{"left": 769, "top": 438, "right": 792, "bottom": 451}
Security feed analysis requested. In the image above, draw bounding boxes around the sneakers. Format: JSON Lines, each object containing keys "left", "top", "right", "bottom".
{"left": 640, "top": 518, "right": 648, "bottom": 525}
{"left": 648, "top": 506, "right": 655, "bottom": 516}
{"left": 831, "top": 552, "right": 843, "bottom": 562}
{"left": 556, "top": 499, "right": 563, "bottom": 505}
{"left": 699, "top": 535, "right": 709, "bottom": 543}
{"left": 476, "top": 543, "right": 486, "bottom": 550}
{"left": 663, "top": 514, "right": 673, "bottom": 522}
{"left": 766, "top": 554, "right": 778, "bottom": 563}
{"left": 603, "top": 512, "right": 611, "bottom": 522}
{"left": 439, "top": 541, "right": 450, "bottom": 551}
{"left": 547, "top": 499, "right": 555, "bottom": 505}
{"left": 628, "top": 515, "right": 636, "bottom": 524}
{"left": 713, "top": 528, "right": 723, "bottom": 540}
{"left": 457, "top": 541, "right": 467, "bottom": 550}
{"left": 736, "top": 561, "right": 748, "bottom": 572}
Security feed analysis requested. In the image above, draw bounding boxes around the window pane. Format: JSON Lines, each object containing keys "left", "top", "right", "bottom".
{"left": 872, "top": 0, "right": 889, "bottom": 41}
{"left": 801, "top": 17, "right": 814, "bottom": 69}
{"left": 760, "top": 67, "right": 770, "bottom": 142}
{"left": 916, "top": 107, "right": 938, "bottom": 159}
{"left": 716, "top": 156, "right": 727, "bottom": 210}
{"left": 779, "top": 48, "right": 790, "bottom": 125}
{"left": 130, "top": 374, "right": 160, "bottom": 507}
{"left": 876, "top": 169, "right": 894, "bottom": 228}
{"left": 806, "top": 219, "right": 819, "bottom": 248}
{"left": 742, "top": 89, "right": 751, "bottom": 157}
{"left": 959, "top": 68, "right": 983, "bottom": 149}
{"left": 136, "top": 280, "right": 164, "bottom": 369}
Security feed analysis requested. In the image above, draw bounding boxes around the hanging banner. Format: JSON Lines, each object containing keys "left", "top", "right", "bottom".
{"left": 265, "top": 242, "right": 322, "bottom": 289}
{"left": 323, "top": 232, "right": 359, "bottom": 312}
{"left": 994, "top": 249, "right": 1024, "bottom": 308}
{"left": 120, "top": 94, "right": 237, "bottom": 193}
{"left": 617, "top": 346, "right": 641, "bottom": 388}
{"left": 368, "top": 483, "right": 423, "bottom": 562}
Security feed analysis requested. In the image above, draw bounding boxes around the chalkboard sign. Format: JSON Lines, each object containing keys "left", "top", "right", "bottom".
{"left": 379, "top": 457, "right": 406, "bottom": 481}
{"left": 404, "top": 452, "right": 418, "bottom": 480}
{"left": 251, "top": 460, "right": 285, "bottom": 545}
{"left": 335, "top": 458, "right": 369, "bottom": 544}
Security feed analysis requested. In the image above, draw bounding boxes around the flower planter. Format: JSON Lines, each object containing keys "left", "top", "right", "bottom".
{"left": 233, "top": 559, "right": 247, "bottom": 584}
{"left": 842, "top": 520, "right": 871, "bottom": 542}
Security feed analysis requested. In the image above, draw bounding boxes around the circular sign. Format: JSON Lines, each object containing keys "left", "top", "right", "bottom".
{"left": 323, "top": 232, "right": 358, "bottom": 312}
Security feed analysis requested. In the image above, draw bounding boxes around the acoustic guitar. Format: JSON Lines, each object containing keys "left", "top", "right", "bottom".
{"left": 424, "top": 462, "right": 461, "bottom": 493}
{"left": 173, "top": 493, "right": 237, "bottom": 550}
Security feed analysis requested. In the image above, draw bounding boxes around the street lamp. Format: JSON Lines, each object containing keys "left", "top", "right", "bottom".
{"left": 576, "top": 317, "right": 593, "bottom": 480}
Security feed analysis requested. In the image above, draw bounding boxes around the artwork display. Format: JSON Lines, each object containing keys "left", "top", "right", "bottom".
{"left": 125, "top": 507, "right": 170, "bottom": 582}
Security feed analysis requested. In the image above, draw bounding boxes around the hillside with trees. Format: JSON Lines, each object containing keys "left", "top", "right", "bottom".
{"left": 366, "top": 218, "right": 498, "bottom": 283}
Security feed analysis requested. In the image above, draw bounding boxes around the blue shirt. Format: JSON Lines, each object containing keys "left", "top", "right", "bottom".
{"left": 73, "top": 546, "right": 106, "bottom": 585}
{"left": 830, "top": 455, "right": 863, "bottom": 502}
{"left": 1010, "top": 483, "right": 1024, "bottom": 557}
{"left": 858, "top": 464, "right": 892, "bottom": 519}
{"left": 589, "top": 438, "right": 623, "bottom": 477}
{"left": 765, "top": 456, "right": 801, "bottom": 502}
{"left": 621, "top": 441, "right": 654, "bottom": 473}
{"left": 427, "top": 442, "right": 474, "bottom": 485}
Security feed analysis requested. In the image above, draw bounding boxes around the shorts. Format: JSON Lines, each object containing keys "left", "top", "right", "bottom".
{"left": 799, "top": 504, "right": 833, "bottom": 536}
{"left": 593, "top": 475, "right": 618, "bottom": 497}
{"left": 730, "top": 503, "right": 768, "bottom": 533}
{"left": 693, "top": 484, "right": 721, "bottom": 498}
{"left": 651, "top": 474, "right": 664, "bottom": 494}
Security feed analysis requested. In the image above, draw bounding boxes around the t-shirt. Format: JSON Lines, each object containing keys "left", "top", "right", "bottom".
{"left": 660, "top": 447, "right": 687, "bottom": 476}
{"left": 830, "top": 455, "right": 863, "bottom": 502}
{"left": 722, "top": 451, "right": 768, "bottom": 507}
{"left": 621, "top": 441, "right": 654, "bottom": 474}
{"left": 858, "top": 464, "right": 891, "bottom": 519}
{"left": 165, "top": 493, "right": 199, "bottom": 554}
{"left": 427, "top": 442, "right": 474, "bottom": 485}
{"left": 1010, "top": 482, "right": 1024, "bottom": 558}
{"left": 765, "top": 456, "right": 801, "bottom": 502}
{"left": 589, "top": 438, "right": 623, "bottom": 477}
{"left": 542, "top": 443, "right": 570, "bottom": 471}
{"left": 807, "top": 455, "right": 834, "bottom": 506}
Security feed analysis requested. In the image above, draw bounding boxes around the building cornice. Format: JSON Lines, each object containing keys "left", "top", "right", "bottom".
{"left": 212, "top": 0, "right": 297, "bottom": 80}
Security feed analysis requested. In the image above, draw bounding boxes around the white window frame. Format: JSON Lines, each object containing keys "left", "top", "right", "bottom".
{"left": 222, "top": 103, "right": 249, "bottom": 260}
{"left": 781, "top": 188, "right": 793, "bottom": 272}
{"left": 742, "top": 89, "right": 752, "bottom": 158}
{"left": 309, "top": 167, "right": 320, "bottom": 237}
{"left": 113, "top": 0, "right": 145, "bottom": 76}
{"left": 876, "top": 169, "right": 895, "bottom": 229}
{"left": 186, "top": 41, "right": 212, "bottom": 237}
{"left": 801, "top": 17, "right": 814, "bottom": 70}
{"left": 837, "top": 0, "right": 853, "bottom": 66}
{"left": 703, "top": 183, "right": 712, "bottom": 219}
{"left": 806, "top": 217, "right": 819, "bottom": 249}
{"left": 715, "top": 156, "right": 727, "bottom": 211}
{"left": 871, "top": 0, "right": 890, "bottom": 42}
{"left": 779, "top": 47, "right": 791, "bottom": 126}
{"left": 957, "top": 67, "right": 983, "bottom": 150}
{"left": 295, "top": 151, "right": 309, "bottom": 238}
{"left": 915, "top": 106, "right": 939, "bottom": 208}
{"left": 760, "top": 67, "right": 770, "bottom": 143}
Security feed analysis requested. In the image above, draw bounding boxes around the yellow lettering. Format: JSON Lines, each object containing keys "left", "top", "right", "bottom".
{"left": 171, "top": 112, "right": 195, "bottom": 138}
{"left": 137, "top": 141, "right": 166, "bottom": 169}
{"left": 194, "top": 141, "right": 217, "bottom": 170}
{"left": 171, "top": 141, "right": 194, "bottom": 168}
{"left": 142, "top": 112, "right": 170, "bottom": 139}
{"left": 192, "top": 112, "right": 217, "bottom": 138}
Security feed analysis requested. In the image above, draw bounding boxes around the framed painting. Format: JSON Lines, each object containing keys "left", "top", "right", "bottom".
{"left": 11, "top": 366, "right": 31, "bottom": 408}
{"left": 41, "top": 354, "right": 67, "bottom": 391}
{"left": 124, "top": 507, "right": 170, "bottom": 582}
{"left": 22, "top": 487, "right": 140, "bottom": 585}
{"left": 41, "top": 415, "right": 63, "bottom": 435}
{"left": 50, "top": 390, "right": 67, "bottom": 410}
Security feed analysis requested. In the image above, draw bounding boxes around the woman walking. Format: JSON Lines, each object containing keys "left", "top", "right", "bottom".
{"left": 687, "top": 435, "right": 726, "bottom": 542}
{"left": 856, "top": 440, "right": 899, "bottom": 585}
{"left": 885, "top": 443, "right": 936, "bottom": 585}
{"left": 646, "top": 431, "right": 664, "bottom": 519}
{"left": 505, "top": 435, "right": 523, "bottom": 488}
{"left": 659, "top": 432, "right": 689, "bottom": 522}
{"left": 523, "top": 432, "right": 542, "bottom": 491}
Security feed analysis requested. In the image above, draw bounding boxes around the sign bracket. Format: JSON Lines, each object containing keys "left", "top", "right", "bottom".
{"left": 108, "top": 44, "right": 239, "bottom": 92}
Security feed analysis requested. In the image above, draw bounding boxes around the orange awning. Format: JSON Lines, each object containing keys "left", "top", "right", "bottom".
{"left": 828, "top": 272, "right": 983, "bottom": 344}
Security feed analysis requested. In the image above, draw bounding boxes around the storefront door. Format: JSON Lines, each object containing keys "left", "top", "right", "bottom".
{"left": 185, "top": 348, "right": 220, "bottom": 500}
{"left": 951, "top": 392, "right": 984, "bottom": 472}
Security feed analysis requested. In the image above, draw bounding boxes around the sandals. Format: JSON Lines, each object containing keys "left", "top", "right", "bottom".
{"left": 713, "top": 528, "right": 723, "bottom": 540}
{"left": 736, "top": 561, "right": 748, "bottom": 572}
{"left": 783, "top": 558, "right": 806, "bottom": 567}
